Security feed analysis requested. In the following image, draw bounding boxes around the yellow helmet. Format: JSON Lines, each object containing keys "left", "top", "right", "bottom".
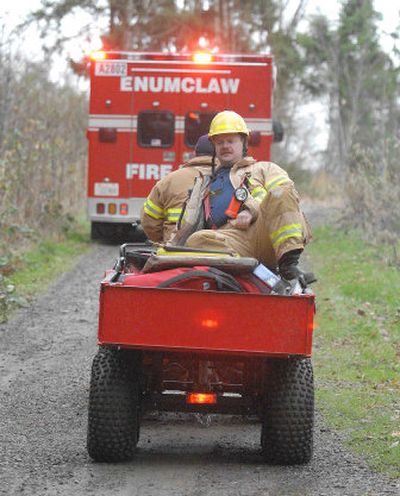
{"left": 208, "top": 111, "right": 249, "bottom": 139}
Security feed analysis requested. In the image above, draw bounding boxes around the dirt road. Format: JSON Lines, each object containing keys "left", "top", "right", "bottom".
{"left": 1, "top": 240, "right": 399, "bottom": 496}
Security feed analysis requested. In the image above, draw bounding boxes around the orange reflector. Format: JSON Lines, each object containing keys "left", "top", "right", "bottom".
{"left": 120, "top": 203, "right": 128, "bottom": 215}
{"left": 186, "top": 393, "right": 217, "bottom": 405}
{"left": 201, "top": 318, "right": 219, "bottom": 329}
{"left": 193, "top": 52, "right": 212, "bottom": 64}
{"left": 90, "top": 50, "right": 106, "bottom": 60}
{"left": 108, "top": 203, "right": 117, "bottom": 214}
{"left": 96, "top": 203, "right": 105, "bottom": 214}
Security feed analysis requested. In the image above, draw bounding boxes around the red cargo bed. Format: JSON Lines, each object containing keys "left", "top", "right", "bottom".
{"left": 98, "top": 280, "right": 315, "bottom": 357}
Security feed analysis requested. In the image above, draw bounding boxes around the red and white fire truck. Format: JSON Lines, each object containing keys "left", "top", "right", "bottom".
{"left": 87, "top": 50, "right": 281, "bottom": 241}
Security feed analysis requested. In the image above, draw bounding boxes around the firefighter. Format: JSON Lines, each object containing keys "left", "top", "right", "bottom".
{"left": 140, "top": 135, "right": 215, "bottom": 243}
{"left": 182, "top": 110, "right": 311, "bottom": 280}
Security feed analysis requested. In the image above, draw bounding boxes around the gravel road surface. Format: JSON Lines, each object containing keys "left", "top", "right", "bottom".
{"left": 1, "top": 216, "right": 399, "bottom": 495}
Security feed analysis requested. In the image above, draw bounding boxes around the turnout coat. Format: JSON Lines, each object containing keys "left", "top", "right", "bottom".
{"left": 177, "top": 156, "right": 311, "bottom": 269}
{"left": 140, "top": 156, "right": 213, "bottom": 243}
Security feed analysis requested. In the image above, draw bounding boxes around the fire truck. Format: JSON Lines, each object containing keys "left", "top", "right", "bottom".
{"left": 87, "top": 50, "right": 281, "bottom": 241}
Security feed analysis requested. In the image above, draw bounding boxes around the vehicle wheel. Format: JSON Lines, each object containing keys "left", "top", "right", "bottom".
{"left": 90, "top": 221, "right": 103, "bottom": 241}
{"left": 87, "top": 347, "right": 142, "bottom": 462}
{"left": 261, "top": 357, "right": 314, "bottom": 465}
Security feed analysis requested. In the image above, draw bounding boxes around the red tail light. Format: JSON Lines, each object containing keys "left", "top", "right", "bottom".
{"left": 186, "top": 393, "right": 217, "bottom": 405}
{"left": 96, "top": 203, "right": 105, "bottom": 214}
{"left": 120, "top": 203, "right": 128, "bottom": 215}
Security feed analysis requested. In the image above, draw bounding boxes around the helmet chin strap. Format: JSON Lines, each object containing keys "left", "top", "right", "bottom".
{"left": 242, "top": 135, "right": 248, "bottom": 157}
{"left": 211, "top": 150, "right": 217, "bottom": 178}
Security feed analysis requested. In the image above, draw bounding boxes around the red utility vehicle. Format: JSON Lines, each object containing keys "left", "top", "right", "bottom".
{"left": 87, "top": 50, "right": 280, "bottom": 241}
{"left": 87, "top": 244, "right": 315, "bottom": 464}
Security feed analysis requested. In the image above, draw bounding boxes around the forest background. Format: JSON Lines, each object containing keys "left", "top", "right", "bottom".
{"left": 0, "top": 0, "right": 399, "bottom": 269}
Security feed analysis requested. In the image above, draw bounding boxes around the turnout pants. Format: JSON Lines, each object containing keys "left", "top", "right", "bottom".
{"left": 186, "top": 186, "right": 311, "bottom": 269}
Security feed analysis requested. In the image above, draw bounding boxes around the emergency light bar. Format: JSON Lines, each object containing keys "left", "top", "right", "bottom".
{"left": 90, "top": 50, "right": 270, "bottom": 65}
{"left": 193, "top": 52, "right": 213, "bottom": 64}
{"left": 90, "top": 50, "right": 107, "bottom": 61}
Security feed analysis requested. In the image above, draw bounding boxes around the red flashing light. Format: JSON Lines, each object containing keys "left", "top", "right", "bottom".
{"left": 120, "top": 203, "right": 128, "bottom": 215}
{"left": 198, "top": 36, "right": 208, "bottom": 49}
{"left": 90, "top": 50, "right": 107, "bottom": 61}
{"left": 186, "top": 393, "right": 217, "bottom": 405}
{"left": 193, "top": 52, "right": 212, "bottom": 64}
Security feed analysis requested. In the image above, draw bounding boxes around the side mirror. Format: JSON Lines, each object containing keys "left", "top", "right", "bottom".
{"left": 273, "top": 121, "right": 284, "bottom": 143}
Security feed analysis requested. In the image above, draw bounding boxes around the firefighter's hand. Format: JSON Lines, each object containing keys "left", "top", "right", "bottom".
{"left": 230, "top": 210, "right": 252, "bottom": 230}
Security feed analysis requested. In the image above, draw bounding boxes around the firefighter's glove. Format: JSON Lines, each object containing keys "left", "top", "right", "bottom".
{"left": 278, "top": 250, "right": 316, "bottom": 288}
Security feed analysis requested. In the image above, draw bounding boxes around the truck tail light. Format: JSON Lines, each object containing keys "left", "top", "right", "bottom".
{"left": 120, "top": 203, "right": 128, "bottom": 215}
{"left": 99, "top": 128, "right": 117, "bottom": 143}
{"left": 96, "top": 203, "right": 105, "bottom": 214}
{"left": 108, "top": 203, "right": 117, "bottom": 214}
{"left": 248, "top": 130, "right": 261, "bottom": 146}
{"left": 186, "top": 393, "right": 217, "bottom": 405}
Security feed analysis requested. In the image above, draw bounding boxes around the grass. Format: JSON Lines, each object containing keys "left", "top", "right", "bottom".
{"left": 0, "top": 219, "right": 92, "bottom": 322}
{"left": 308, "top": 226, "right": 400, "bottom": 478}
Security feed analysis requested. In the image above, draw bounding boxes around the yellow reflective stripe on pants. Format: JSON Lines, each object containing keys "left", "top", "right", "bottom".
{"left": 143, "top": 198, "right": 165, "bottom": 220}
{"left": 265, "top": 175, "right": 290, "bottom": 192}
{"left": 271, "top": 223, "right": 303, "bottom": 249}
{"left": 166, "top": 207, "right": 182, "bottom": 222}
